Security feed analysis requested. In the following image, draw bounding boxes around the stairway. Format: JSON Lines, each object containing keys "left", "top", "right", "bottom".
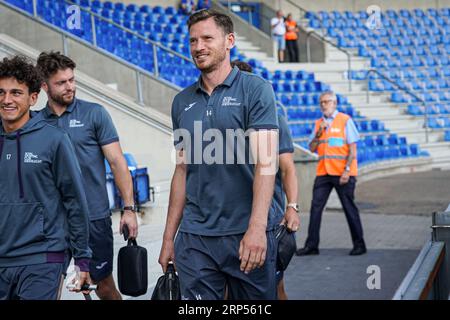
{"left": 235, "top": 25, "right": 450, "bottom": 170}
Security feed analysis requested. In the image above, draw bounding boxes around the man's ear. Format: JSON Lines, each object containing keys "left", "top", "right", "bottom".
{"left": 226, "top": 32, "right": 235, "bottom": 51}
{"left": 41, "top": 81, "right": 48, "bottom": 93}
{"left": 29, "top": 92, "right": 39, "bottom": 107}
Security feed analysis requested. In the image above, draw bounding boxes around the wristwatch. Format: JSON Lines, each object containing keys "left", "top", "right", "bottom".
{"left": 122, "top": 205, "right": 138, "bottom": 213}
{"left": 344, "top": 165, "right": 351, "bottom": 172}
{"left": 287, "top": 203, "right": 299, "bottom": 213}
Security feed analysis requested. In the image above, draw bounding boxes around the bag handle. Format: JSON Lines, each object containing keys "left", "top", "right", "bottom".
{"left": 127, "top": 239, "right": 138, "bottom": 246}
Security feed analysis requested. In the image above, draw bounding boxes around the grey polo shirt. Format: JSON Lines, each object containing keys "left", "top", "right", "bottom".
{"left": 41, "top": 98, "right": 119, "bottom": 221}
{"left": 172, "top": 66, "right": 279, "bottom": 236}
{"left": 271, "top": 114, "right": 294, "bottom": 229}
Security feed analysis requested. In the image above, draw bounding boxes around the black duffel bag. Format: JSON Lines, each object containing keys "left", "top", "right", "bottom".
{"left": 151, "top": 263, "right": 181, "bottom": 300}
{"left": 275, "top": 224, "right": 297, "bottom": 271}
{"left": 117, "top": 234, "right": 148, "bottom": 297}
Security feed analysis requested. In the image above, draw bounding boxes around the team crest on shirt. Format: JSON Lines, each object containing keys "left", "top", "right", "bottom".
{"left": 69, "top": 119, "right": 84, "bottom": 128}
{"left": 24, "top": 152, "right": 42, "bottom": 164}
{"left": 222, "top": 96, "right": 241, "bottom": 107}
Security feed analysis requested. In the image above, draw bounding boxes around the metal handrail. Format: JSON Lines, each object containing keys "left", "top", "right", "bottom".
{"left": 17, "top": 0, "right": 195, "bottom": 104}
{"left": 0, "top": 41, "right": 172, "bottom": 134}
{"left": 306, "top": 30, "right": 352, "bottom": 92}
{"left": 58, "top": 0, "right": 193, "bottom": 63}
{"left": 364, "top": 69, "right": 429, "bottom": 143}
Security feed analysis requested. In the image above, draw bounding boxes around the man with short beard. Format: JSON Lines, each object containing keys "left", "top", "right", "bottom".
{"left": 158, "top": 10, "right": 279, "bottom": 300}
{"left": 36, "top": 52, "right": 138, "bottom": 300}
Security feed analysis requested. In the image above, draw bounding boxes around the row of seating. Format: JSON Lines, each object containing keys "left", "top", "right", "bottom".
{"left": 391, "top": 91, "right": 450, "bottom": 103}
{"left": 370, "top": 55, "right": 449, "bottom": 68}
{"left": 369, "top": 79, "right": 450, "bottom": 92}
{"left": 277, "top": 93, "right": 350, "bottom": 107}
{"left": 255, "top": 69, "right": 315, "bottom": 81}
{"left": 338, "top": 36, "right": 449, "bottom": 49}
{"left": 407, "top": 104, "right": 450, "bottom": 116}
{"left": 271, "top": 81, "right": 330, "bottom": 93}
{"left": 428, "top": 117, "right": 450, "bottom": 128}
{"left": 289, "top": 119, "right": 386, "bottom": 138}
{"left": 336, "top": 23, "right": 450, "bottom": 39}
{"left": 357, "top": 144, "right": 429, "bottom": 164}
{"left": 307, "top": 8, "right": 450, "bottom": 20}
{"left": 360, "top": 45, "right": 449, "bottom": 59}
{"left": 286, "top": 106, "right": 358, "bottom": 120}
{"left": 317, "top": 16, "right": 449, "bottom": 29}
{"left": 53, "top": 0, "right": 178, "bottom": 16}
{"left": 351, "top": 67, "right": 450, "bottom": 81}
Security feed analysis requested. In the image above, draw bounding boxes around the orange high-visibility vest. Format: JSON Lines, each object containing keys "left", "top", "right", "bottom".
{"left": 314, "top": 112, "right": 358, "bottom": 176}
{"left": 285, "top": 20, "right": 298, "bottom": 40}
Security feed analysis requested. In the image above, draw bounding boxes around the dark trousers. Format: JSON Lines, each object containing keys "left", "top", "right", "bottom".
{"left": 174, "top": 231, "right": 277, "bottom": 300}
{"left": 286, "top": 40, "right": 299, "bottom": 62}
{"left": 305, "top": 175, "right": 365, "bottom": 249}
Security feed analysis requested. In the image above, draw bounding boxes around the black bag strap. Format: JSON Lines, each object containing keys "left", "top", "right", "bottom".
{"left": 166, "top": 263, "right": 176, "bottom": 274}
{"left": 127, "top": 239, "right": 138, "bottom": 246}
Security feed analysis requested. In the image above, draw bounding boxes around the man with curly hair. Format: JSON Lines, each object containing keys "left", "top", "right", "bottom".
{"left": 0, "top": 55, "right": 92, "bottom": 300}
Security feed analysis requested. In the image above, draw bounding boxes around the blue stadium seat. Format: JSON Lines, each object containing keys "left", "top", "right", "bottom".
{"left": 152, "top": 6, "right": 164, "bottom": 14}
{"left": 445, "top": 131, "right": 450, "bottom": 141}
{"left": 409, "top": 144, "right": 419, "bottom": 156}
{"left": 140, "top": 5, "right": 152, "bottom": 14}
{"left": 114, "top": 2, "right": 125, "bottom": 11}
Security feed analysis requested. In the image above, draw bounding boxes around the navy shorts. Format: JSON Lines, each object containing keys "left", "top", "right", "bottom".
{"left": 63, "top": 216, "right": 114, "bottom": 283}
{"left": 174, "top": 231, "right": 277, "bottom": 300}
{"left": 0, "top": 263, "right": 63, "bottom": 300}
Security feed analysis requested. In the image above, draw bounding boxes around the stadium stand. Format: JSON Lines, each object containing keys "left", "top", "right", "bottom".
{"left": 306, "top": 8, "right": 450, "bottom": 137}
{"left": 2, "top": 0, "right": 433, "bottom": 167}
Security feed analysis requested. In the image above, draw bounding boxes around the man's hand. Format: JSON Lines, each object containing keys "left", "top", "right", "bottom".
{"left": 78, "top": 272, "right": 93, "bottom": 295}
{"left": 68, "top": 270, "right": 93, "bottom": 295}
{"left": 281, "top": 207, "right": 300, "bottom": 232}
{"left": 317, "top": 121, "right": 328, "bottom": 136}
{"left": 120, "top": 210, "right": 138, "bottom": 239}
{"left": 340, "top": 171, "right": 350, "bottom": 185}
{"left": 239, "top": 226, "right": 267, "bottom": 274}
{"left": 158, "top": 239, "right": 175, "bottom": 273}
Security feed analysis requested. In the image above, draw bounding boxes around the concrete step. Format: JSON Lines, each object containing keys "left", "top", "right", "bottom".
{"left": 358, "top": 107, "right": 405, "bottom": 118}
{"left": 328, "top": 82, "right": 366, "bottom": 92}
{"left": 326, "top": 49, "right": 364, "bottom": 61}
{"left": 235, "top": 41, "right": 260, "bottom": 51}
{"left": 384, "top": 119, "right": 424, "bottom": 132}
{"left": 307, "top": 70, "right": 351, "bottom": 82}
{"left": 312, "top": 72, "right": 351, "bottom": 83}
{"left": 374, "top": 113, "right": 418, "bottom": 121}
{"left": 327, "top": 46, "right": 359, "bottom": 55}
{"left": 353, "top": 102, "right": 408, "bottom": 109}
{"left": 430, "top": 155, "right": 450, "bottom": 169}
{"left": 326, "top": 55, "right": 369, "bottom": 66}
{"left": 419, "top": 141, "right": 450, "bottom": 156}
{"left": 241, "top": 50, "right": 274, "bottom": 62}
{"left": 264, "top": 62, "right": 349, "bottom": 72}
{"left": 346, "top": 93, "right": 390, "bottom": 104}
{"left": 393, "top": 128, "right": 442, "bottom": 144}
